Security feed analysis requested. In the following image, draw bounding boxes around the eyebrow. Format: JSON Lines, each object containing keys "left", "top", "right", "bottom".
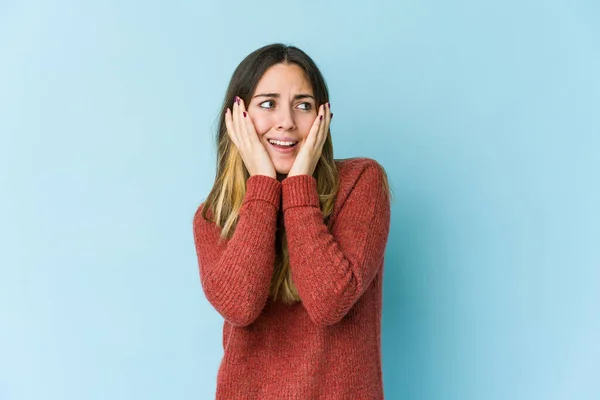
{"left": 253, "top": 93, "right": 315, "bottom": 101}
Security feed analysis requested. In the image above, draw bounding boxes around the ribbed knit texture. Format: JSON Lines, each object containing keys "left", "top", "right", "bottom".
{"left": 193, "top": 158, "right": 391, "bottom": 400}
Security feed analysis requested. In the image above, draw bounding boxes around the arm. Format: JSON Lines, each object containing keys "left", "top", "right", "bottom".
{"left": 282, "top": 161, "right": 391, "bottom": 326}
{"left": 193, "top": 175, "right": 281, "bottom": 327}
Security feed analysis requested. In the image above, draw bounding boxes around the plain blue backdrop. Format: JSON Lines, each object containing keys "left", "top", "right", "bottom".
{"left": 1, "top": 1, "right": 599, "bottom": 399}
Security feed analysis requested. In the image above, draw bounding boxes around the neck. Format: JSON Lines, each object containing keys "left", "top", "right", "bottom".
{"left": 277, "top": 173, "right": 287, "bottom": 182}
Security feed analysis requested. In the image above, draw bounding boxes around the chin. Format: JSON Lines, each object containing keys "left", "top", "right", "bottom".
{"left": 273, "top": 159, "right": 294, "bottom": 175}
{"left": 275, "top": 166, "right": 291, "bottom": 175}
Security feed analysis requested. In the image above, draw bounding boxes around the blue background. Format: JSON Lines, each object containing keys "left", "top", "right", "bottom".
{"left": 1, "top": 1, "right": 599, "bottom": 399}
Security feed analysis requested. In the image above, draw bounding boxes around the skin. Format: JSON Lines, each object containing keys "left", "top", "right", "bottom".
{"left": 224, "top": 63, "right": 332, "bottom": 181}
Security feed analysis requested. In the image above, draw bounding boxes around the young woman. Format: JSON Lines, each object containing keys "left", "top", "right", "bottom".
{"left": 193, "top": 43, "right": 392, "bottom": 399}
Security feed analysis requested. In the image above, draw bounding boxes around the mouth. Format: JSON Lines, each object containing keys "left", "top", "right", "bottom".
{"left": 267, "top": 138, "right": 298, "bottom": 153}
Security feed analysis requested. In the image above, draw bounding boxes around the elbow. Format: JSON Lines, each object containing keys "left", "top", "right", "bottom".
{"left": 302, "top": 282, "right": 364, "bottom": 327}
{"left": 308, "top": 313, "right": 343, "bottom": 327}
{"left": 223, "top": 308, "right": 262, "bottom": 327}
{"left": 304, "top": 299, "right": 354, "bottom": 327}
{"left": 203, "top": 287, "right": 264, "bottom": 327}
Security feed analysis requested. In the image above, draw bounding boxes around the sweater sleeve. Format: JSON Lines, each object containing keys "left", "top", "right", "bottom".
{"left": 193, "top": 175, "right": 281, "bottom": 327}
{"left": 281, "top": 161, "right": 391, "bottom": 326}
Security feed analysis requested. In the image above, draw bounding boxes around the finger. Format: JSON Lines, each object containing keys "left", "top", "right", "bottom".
{"left": 315, "top": 104, "right": 326, "bottom": 145}
{"left": 235, "top": 97, "right": 251, "bottom": 147}
{"left": 224, "top": 108, "right": 238, "bottom": 148}
{"left": 235, "top": 96, "right": 247, "bottom": 148}
{"left": 241, "top": 107, "right": 261, "bottom": 147}
{"left": 237, "top": 98, "right": 252, "bottom": 147}
{"left": 237, "top": 98, "right": 259, "bottom": 139}
{"left": 306, "top": 104, "right": 324, "bottom": 146}
{"left": 231, "top": 96, "right": 237, "bottom": 134}
{"left": 320, "top": 102, "right": 331, "bottom": 143}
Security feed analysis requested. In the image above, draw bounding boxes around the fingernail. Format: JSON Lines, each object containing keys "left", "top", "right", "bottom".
{"left": 327, "top": 102, "right": 330, "bottom": 108}
{"left": 243, "top": 111, "right": 247, "bottom": 117}
{"left": 320, "top": 115, "right": 323, "bottom": 121}
{"left": 237, "top": 98, "right": 241, "bottom": 105}
{"left": 234, "top": 96, "right": 238, "bottom": 104}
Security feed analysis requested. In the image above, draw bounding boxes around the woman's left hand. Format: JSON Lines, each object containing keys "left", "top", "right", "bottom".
{"left": 287, "top": 103, "right": 332, "bottom": 178}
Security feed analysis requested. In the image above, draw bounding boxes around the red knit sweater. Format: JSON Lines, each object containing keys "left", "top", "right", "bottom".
{"left": 193, "top": 157, "right": 391, "bottom": 399}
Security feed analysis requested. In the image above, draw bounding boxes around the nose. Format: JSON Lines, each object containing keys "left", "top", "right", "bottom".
{"left": 275, "top": 106, "right": 296, "bottom": 131}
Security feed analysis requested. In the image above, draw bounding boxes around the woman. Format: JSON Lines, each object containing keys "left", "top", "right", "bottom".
{"left": 193, "top": 43, "right": 392, "bottom": 399}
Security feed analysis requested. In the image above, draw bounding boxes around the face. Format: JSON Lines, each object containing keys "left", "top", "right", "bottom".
{"left": 247, "top": 63, "right": 317, "bottom": 177}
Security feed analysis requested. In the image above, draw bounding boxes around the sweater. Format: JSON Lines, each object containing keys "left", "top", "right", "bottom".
{"left": 192, "top": 157, "right": 391, "bottom": 400}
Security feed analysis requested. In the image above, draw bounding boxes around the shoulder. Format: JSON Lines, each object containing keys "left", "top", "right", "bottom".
{"left": 193, "top": 202, "right": 215, "bottom": 228}
{"left": 326, "top": 158, "right": 391, "bottom": 226}
{"left": 334, "top": 157, "right": 388, "bottom": 185}
{"left": 331, "top": 157, "right": 391, "bottom": 207}
{"left": 335, "top": 156, "right": 386, "bottom": 171}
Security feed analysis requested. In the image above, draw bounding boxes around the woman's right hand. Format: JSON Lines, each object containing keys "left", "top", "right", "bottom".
{"left": 225, "top": 96, "right": 276, "bottom": 179}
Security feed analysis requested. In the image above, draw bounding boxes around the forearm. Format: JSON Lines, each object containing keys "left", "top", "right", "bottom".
{"left": 194, "top": 175, "right": 281, "bottom": 326}
{"left": 282, "top": 167, "right": 390, "bottom": 326}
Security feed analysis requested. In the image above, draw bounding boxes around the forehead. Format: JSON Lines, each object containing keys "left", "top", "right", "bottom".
{"left": 254, "top": 63, "right": 313, "bottom": 95}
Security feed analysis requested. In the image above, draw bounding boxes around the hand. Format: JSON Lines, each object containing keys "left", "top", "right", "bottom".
{"left": 225, "top": 96, "right": 276, "bottom": 179}
{"left": 287, "top": 103, "right": 332, "bottom": 178}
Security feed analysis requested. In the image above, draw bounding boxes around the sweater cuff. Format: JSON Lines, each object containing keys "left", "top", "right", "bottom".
{"left": 244, "top": 175, "right": 282, "bottom": 209}
{"left": 282, "top": 174, "right": 320, "bottom": 212}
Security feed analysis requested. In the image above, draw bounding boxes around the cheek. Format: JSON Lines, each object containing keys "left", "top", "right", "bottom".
{"left": 248, "top": 113, "right": 273, "bottom": 135}
{"left": 298, "top": 115, "right": 316, "bottom": 138}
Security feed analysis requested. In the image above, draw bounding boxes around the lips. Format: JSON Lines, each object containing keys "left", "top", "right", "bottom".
{"left": 267, "top": 139, "right": 298, "bottom": 154}
{"left": 267, "top": 138, "right": 298, "bottom": 146}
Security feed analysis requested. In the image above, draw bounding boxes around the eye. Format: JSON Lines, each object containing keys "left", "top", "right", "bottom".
{"left": 296, "top": 102, "right": 313, "bottom": 111}
{"left": 259, "top": 100, "right": 276, "bottom": 109}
